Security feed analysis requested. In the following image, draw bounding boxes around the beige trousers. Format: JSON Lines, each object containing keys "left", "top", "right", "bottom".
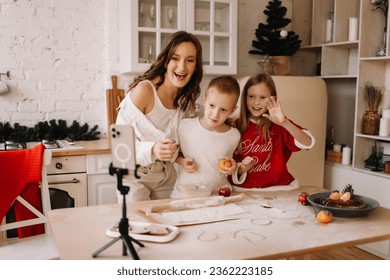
{"left": 116, "top": 161, "right": 177, "bottom": 202}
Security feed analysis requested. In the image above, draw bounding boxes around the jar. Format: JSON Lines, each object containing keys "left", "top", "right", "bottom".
{"left": 362, "top": 111, "right": 380, "bottom": 135}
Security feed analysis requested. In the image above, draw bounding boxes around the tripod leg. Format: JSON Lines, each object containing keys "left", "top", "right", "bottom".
{"left": 92, "top": 166, "right": 145, "bottom": 259}
{"left": 123, "top": 235, "right": 140, "bottom": 260}
{"left": 128, "top": 235, "right": 145, "bottom": 247}
{"left": 92, "top": 237, "right": 121, "bottom": 258}
{"left": 122, "top": 241, "right": 127, "bottom": 256}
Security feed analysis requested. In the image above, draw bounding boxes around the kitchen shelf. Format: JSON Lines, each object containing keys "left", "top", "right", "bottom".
{"left": 360, "top": 56, "right": 390, "bottom": 62}
{"left": 355, "top": 133, "right": 390, "bottom": 141}
{"left": 291, "top": 0, "right": 361, "bottom": 154}
{"left": 321, "top": 75, "right": 357, "bottom": 79}
{"left": 293, "top": 0, "right": 390, "bottom": 183}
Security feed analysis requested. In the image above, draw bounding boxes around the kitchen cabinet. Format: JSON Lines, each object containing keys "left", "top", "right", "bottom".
{"left": 87, "top": 154, "right": 117, "bottom": 206}
{"left": 293, "top": 0, "right": 390, "bottom": 259}
{"left": 49, "top": 154, "right": 117, "bottom": 207}
{"left": 47, "top": 155, "right": 88, "bottom": 208}
{"left": 47, "top": 140, "right": 118, "bottom": 207}
{"left": 292, "top": 0, "right": 360, "bottom": 148}
{"left": 354, "top": 0, "right": 390, "bottom": 176}
{"left": 118, "top": 0, "right": 237, "bottom": 75}
{"left": 293, "top": 0, "right": 359, "bottom": 74}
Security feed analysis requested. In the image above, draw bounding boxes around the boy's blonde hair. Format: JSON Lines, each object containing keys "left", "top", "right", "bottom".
{"left": 205, "top": 75, "right": 240, "bottom": 102}
{"left": 205, "top": 76, "right": 240, "bottom": 126}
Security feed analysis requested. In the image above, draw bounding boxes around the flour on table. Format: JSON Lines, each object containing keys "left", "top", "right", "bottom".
{"left": 158, "top": 203, "right": 247, "bottom": 225}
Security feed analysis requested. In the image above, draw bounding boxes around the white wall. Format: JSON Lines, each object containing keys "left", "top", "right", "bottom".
{"left": 0, "top": 0, "right": 291, "bottom": 136}
{"left": 0, "top": 0, "right": 108, "bottom": 129}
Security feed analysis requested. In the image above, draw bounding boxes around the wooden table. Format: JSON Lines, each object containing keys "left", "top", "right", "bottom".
{"left": 47, "top": 186, "right": 390, "bottom": 260}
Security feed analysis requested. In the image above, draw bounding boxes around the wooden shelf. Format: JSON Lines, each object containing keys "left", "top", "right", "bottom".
{"left": 321, "top": 75, "right": 357, "bottom": 79}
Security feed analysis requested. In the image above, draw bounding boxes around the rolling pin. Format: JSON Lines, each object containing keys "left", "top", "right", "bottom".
{"left": 149, "top": 193, "right": 247, "bottom": 213}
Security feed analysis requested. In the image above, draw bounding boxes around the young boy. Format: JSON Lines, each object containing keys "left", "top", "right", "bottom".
{"left": 171, "top": 75, "right": 241, "bottom": 198}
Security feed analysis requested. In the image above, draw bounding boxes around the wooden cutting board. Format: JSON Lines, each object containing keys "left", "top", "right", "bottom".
{"left": 106, "top": 75, "right": 125, "bottom": 131}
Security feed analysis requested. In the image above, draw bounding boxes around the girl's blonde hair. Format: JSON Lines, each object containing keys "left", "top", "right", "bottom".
{"left": 237, "top": 73, "right": 277, "bottom": 141}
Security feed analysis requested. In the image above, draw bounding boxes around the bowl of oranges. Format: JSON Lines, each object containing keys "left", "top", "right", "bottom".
{"left": 307, "top": 192, "right": 379, "bottom": 218}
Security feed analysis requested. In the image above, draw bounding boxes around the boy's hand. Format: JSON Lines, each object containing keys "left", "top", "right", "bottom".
{"left": 219, "top": 157, "right": 237, "bottom": 175}
{"left": 182, "top": 158, "right": 197, "bottom": 173}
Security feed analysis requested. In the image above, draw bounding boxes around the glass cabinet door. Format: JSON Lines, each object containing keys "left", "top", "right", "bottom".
{"left": 187, "top": 0, "right": 237, "bottom": 74}
{"left": 119, "top": 0, "right": 183, "bottom": 74}
{"left": 119, "top": 0, "right": 237, "bottom": 75}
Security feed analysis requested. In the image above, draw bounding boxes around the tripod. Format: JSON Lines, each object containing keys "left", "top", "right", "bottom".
{"left": 92, "top": 164, "right": 144, "bottom": 259}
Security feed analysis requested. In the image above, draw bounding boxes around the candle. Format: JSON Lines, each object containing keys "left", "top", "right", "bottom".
{"left": 382, "top": 108, "right": 390, "bottom": 119}
{"left": 379, "top": 118, "right": 390, "bottom": 136}
{"left": 342, "top": 146, "right": 351, "bottom": 165}
{"left": 348, "top": 17, "right": 358, "bottom": 41}
{"left": 326, "top": 19, "right": 332, "bottom": 42}
{"left": 333, "top": 144, "right": 341, "bottom": 152}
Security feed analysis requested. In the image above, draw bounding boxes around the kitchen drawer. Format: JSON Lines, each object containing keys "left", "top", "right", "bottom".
{"left": 47, "top": 155, "right": 86, "bottom": 175}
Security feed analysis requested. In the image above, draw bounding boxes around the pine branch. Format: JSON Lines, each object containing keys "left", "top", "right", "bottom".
{"left": 1, "top": 120, "right": 101, "bottom": 143}
{"left": 249, "top": 0, "right": 301, "bottom": 56}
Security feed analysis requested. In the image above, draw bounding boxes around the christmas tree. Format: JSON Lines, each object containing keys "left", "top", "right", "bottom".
{"left": 249, "top": 0, "right": 301, "bottom": 56}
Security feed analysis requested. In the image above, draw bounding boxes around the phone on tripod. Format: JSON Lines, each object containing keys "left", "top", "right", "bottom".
{"left": 110, "top": 124, "right": 137, "bottom": 178}
{"left": 93, "top": 124, "right": 144, "bottom": 259}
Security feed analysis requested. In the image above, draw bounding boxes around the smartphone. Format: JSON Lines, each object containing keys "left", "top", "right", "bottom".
{"left": 110, "top": 124, "right": 137, "bottom": 177}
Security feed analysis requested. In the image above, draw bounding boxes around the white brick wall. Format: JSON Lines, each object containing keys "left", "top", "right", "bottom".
{"left": 0, "top": 0, "right": 109, "bottom": 134}
{"left": 0, "top": 0, "right": 267, "bottom": 137}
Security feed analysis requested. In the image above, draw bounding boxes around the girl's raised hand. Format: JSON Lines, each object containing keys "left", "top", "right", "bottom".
{"left": 262, "top": 96, "right": 286, "bottom": 125}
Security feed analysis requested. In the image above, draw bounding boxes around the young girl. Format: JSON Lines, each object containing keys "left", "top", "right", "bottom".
{"left": 172, "top": 76, "right": 241, "bottom": 198}
{"left": 115, "top": 31, "right": 203, "bottom": 201}
{"left": 231, "top": 73, "right": 315, "bottom": 191}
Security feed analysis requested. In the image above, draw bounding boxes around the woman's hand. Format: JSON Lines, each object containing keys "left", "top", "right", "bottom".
{"left": 152, "top": 139, "right": 178, "bottom": 162}
{"left": 262, "top": 96, "right": 286, "bottom": 125}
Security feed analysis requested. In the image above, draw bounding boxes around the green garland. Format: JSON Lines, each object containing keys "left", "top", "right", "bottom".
{"left": 0, "top": 119, "right": 100, "bottom": 143}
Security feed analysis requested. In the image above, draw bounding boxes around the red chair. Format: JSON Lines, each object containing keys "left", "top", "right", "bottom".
{"left": 0, "top": 144, "right": 59, "bottom": 259}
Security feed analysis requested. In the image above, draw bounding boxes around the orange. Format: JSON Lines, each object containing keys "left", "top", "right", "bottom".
{"left": 219, "top": 159, "right": 232, "bottom": 170}
{"left": 316, "top": 210, "right": 333, "bottom": 224}
{"left": 329, "top": 191, "right": 341, "bottom": 200}
{"left": 340, "top": 192, "right": 351, "bottom": 202}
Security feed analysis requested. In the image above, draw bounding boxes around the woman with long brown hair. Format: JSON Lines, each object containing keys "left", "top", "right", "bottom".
{"left": 116, "top": 31, "right": 203, "bottom": 201}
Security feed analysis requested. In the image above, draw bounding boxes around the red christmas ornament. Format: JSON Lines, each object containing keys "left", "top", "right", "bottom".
{"left": 298, "top": 192, "right": 309, "bottom": 205}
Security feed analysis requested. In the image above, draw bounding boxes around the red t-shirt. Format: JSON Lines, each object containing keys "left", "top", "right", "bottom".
{"left": 231, "top": 120, "right": 303, "bottom": 189}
